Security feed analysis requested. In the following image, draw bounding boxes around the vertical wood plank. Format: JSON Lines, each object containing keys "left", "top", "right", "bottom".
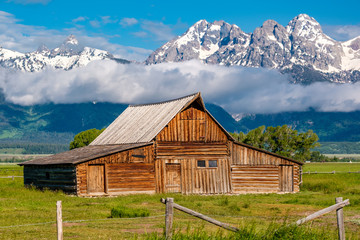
{"left": 56, "top": 201, "right": 63, "bottom": 240}
{"left": 336, "top": 197, "right": 346, "bottom": 240}
{"left": 165, "top": 198, "right": 174, "bottom": 240}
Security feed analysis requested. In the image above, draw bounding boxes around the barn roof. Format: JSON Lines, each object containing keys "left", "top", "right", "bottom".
{"left": 91, "top": 92, "right": 210, "bottom": 145}
{"left": 19, "top": 142, "right": 152, "bottom": 166}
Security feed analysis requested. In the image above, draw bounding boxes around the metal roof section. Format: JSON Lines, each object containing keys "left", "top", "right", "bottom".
{"left": 91, "top": 93, "right": 201, "bottom": 145}
{"left": 19, "top": 142, "right": 152, "bottom": 165}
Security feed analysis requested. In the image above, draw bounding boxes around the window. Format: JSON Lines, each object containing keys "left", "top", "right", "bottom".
{"left": 46, "top": 172, "right": 50, "bottom": 179}
{"left": 197, "top": 160, "right": 206, "bottom": 167}
{"left": 197, "top": 160, "right": 218, "bottom": 168}
{"left": 209, "top": 160, "right": 217, "bottom": 168}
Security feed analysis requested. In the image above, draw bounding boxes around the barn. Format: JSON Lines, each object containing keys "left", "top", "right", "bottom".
{"left": 20, "top": 93, "right": 303, "bottom": 196}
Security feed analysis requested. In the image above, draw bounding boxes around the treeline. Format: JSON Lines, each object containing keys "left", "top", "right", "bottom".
{"left": 316, "top": 142, "right": 360, "bottom": 154}
{"left": 0, "top": 142, "right": 68, "bottom": 154}
{"left": 231, "top": 125, "right": 339, "bottom": 162}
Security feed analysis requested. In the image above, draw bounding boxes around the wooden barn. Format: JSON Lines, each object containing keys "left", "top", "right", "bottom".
{"left": 20, "top": 93, "right": 303, "bottom": 196}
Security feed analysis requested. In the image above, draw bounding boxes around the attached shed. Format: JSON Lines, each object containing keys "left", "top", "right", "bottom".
{"left": 20, "top": 93, "right": 303, "bottom": 196}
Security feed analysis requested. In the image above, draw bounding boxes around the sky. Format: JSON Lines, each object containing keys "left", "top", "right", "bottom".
{"left": 1, "top": 0, "right": 360, "bottom": 114}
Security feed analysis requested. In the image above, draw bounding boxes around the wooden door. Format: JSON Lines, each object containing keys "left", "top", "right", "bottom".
{"left": 165, "top": 163, "right": 181, "bottom": 193}
{"left": 88, "top": 165, "right": 105, "bottom": 194}
{"left": 279, "top": 165, "right": 293, "bottom": 192}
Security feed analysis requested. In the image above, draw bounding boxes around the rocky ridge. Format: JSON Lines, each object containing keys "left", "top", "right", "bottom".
{"left": 0, "top": 35, "right": 130, "bottom": 72}
{"left": 146, "top": 14, "right": 360, "bottom": 83}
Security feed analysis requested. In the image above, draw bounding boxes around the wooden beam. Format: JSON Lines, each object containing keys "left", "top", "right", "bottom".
{"left": 336, "top": 197, "right": 345, "bottom": 240}
{"left": 165, "top": 198, "right": 174, "bottom": 240}
{"left": 161, "top": 198, "right": 239, "bottom": 232}
{"left": 296, "top": 199, "right": 350, "bottom": 225}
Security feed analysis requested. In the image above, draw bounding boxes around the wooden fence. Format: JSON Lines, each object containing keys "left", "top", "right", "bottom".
{"left": 161, "top": 197, "right": 350, "bottom": 240}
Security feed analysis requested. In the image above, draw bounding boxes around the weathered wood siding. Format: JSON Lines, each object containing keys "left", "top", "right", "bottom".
{"left": 156, "top": 107, "right": 228, "bottom": 143}
{"left": 231, "top": 166, "right": 279, "bottom": 193}
{"left": 76, "top": 145, "right": 155, "bottom": 196}
{"left": 155, "top": 158, "right": 231, "bottom": 194}
{"left": 23, "top": 165, "right": 77, "bottom": 194}
{"left": 230, "top": 142, "right": 300, "bottom": 193}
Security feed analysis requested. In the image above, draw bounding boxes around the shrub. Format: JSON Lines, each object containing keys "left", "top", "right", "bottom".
{"left": 110, "top": 206, "right": 150, "bottom": 218}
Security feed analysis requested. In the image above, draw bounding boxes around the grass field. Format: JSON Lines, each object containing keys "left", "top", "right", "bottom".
{"left": 0, "top": 164, "right": 359, "bottom": 239}
{"left": 303, "top": 162, "right": 360, "bottom": 172}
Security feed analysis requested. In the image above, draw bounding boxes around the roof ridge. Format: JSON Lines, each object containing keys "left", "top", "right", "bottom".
{"left": 129, "top": 92, "right": 199, "bottom": 107}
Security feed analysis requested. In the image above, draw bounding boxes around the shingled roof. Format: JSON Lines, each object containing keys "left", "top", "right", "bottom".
{"left": 91, "top": 92, "right": 204, "bottom": 145}
{"left": 19, "top": 143, "right": 152, "bottom": 165}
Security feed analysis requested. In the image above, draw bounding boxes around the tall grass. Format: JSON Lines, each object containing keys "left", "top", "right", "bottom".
{"left": 145, "top": 221, "right": 336, "bottom": 240}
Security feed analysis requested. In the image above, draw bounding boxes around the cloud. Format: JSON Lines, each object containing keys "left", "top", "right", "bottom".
{"left": 0, "top": 11, "right": 151, "bottom": 61}
{"left": 140, "top": 20, "right": 175, "bottom": 41}
{"left": 2, "top": 61, "right": 360, "bottom": 115}
{"left": 7, "top": 0, "right": 51, "bottom": 4}
{"left": 120, "top": 18, "right": 138, "bottom": 27}
{"left": 323, "top": 24, "right": 360, "bottom": 41}
{"left": 72, "top": 16, "right": 87, "bottom": 23}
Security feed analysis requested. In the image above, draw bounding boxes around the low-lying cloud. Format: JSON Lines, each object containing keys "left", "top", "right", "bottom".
{"left": 2, "top": 60, "right": 360, "bottom": 114}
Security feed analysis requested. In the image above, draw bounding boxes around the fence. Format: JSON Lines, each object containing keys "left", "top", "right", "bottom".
{"left": 161, "top": 197, "right": 350, "bottom": 240}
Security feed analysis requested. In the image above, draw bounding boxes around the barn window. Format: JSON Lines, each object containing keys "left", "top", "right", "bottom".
{"left": 209, "top": 160, "right": 218, "bottom": 168}
{"left": 45, "top": 172, "right": 50, "bottom": 179}
{"left": 197, "top": 160, "right": 206, "bottom": 167}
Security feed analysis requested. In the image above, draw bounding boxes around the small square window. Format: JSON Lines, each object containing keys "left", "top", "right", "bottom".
{"left": 209, "top": 160, "right": 217, "bottom": 168}
{"left": 197, "top": 160, "right": 206, "bottom": 167}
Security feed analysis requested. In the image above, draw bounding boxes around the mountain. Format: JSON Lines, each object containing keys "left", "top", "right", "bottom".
{"left": 0, "top": 35, "right": 130, "bottom": 72}
{"left": 0, "top": 91, "right": 239, "bottom": 144}
{"left": 146, "top": 14, "right": 360, "bottom": 83}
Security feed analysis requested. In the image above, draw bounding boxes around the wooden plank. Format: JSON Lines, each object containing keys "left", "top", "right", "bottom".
{"left": 160, "top": 198, "right": 239, "bottom": 232}
{"left": 296, "top": 199, "right": 350, "bottom": 225}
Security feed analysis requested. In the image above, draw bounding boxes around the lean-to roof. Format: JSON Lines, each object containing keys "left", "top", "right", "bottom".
{"left": 19, "top": 142, "right": 152, "bottom": 165}
{"left": 91, "top": 93, "right": 203, "bottom": 145}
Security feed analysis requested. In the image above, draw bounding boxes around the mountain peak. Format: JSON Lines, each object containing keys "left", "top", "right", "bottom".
{"left": 37, "top": 44, "right": 50, "bottom": 53}
{"left": 64, "top": 34, "right": 79, "bottom": 45}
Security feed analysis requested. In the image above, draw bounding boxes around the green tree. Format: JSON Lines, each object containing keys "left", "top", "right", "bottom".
{"left": 69, "top": 128, "right": 104, "bottom": 150}
{"left": 232, "top": 125, "right": 320, "bottom": 162}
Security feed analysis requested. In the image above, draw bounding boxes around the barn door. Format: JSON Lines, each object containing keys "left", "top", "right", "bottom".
{"left": 87, "top": 164, "right": 105, "bottom": 194}
{"left": 165, "top": 163, "right": 181, "bottom": 193}
{"left": 279, "top": 165, "right": 293, "bottom": 192}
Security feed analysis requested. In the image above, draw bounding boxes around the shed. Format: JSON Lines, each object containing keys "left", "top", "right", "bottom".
{"left": 20, "top": 93, "right": 303, "bottom": 196}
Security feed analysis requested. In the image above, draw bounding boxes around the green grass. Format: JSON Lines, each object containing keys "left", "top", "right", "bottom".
{"left": 303, "top": 162, "right": 360, "bottom": 172}
{"left": 111, "top": 206, "right": 150, "bottom": 218}
{"left": 0, "top": 163, "right": 359, "bottom": 239}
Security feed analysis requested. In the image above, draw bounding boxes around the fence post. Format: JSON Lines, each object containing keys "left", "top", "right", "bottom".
{"left": 336, "top": 197, "right": 345, "bottom": 240}
{"left": 165, "top": 198, "right": 174, "bottom": 240}
{"left": 56, "top": 201, "right": 63, "bottom": 240}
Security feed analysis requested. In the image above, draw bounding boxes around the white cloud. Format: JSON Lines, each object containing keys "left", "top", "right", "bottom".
{"left": 323, "top": 24, "right": 360, "bottom": 41}
{"left": 7, "top": 0, "right": 51, "bottom": 5}
{"left": 120, "top": 18, "right": 138, "bottom": 27}
{"left": 140, "top": 20, "right": 175, "bottom": 41}
{"left": 72, "top": 16, "right": 87, "bottom": 23}
{"left": 0, "top": 11, "right": 151, "bottom": 61}
{"left": 2, "top": 60, "right": 360, "bottom": 115}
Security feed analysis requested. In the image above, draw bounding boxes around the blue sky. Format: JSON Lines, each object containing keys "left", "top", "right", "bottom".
{"left": 1, "top": 0, "right": 360, "bottom": 61}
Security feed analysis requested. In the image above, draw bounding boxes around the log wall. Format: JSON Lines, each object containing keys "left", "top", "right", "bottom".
{"left": 230, "top": 142, "right": 301, "bottom": 193}
{"left": 156, "top": 107, "right": 228, "bottom": 143}
{"left": 76, "top": 145, "right": 155, "bottom": 196}
{"left": 155, "top": 158, "right": 231, "bottom": 194}
{"left": 23, "top": 165, "right": 77, "bottom": 194}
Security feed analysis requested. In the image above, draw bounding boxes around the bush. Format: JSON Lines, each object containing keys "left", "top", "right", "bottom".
{"left": 110, "top": 206, "right": 150, "bottom": 218}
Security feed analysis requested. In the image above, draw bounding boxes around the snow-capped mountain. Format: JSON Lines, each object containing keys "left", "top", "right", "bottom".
{"left": 0, "top": 35, "right": 130, "bottom": 72}
{"left": 146, "top": 14, "right": 360, "bottom": 83}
